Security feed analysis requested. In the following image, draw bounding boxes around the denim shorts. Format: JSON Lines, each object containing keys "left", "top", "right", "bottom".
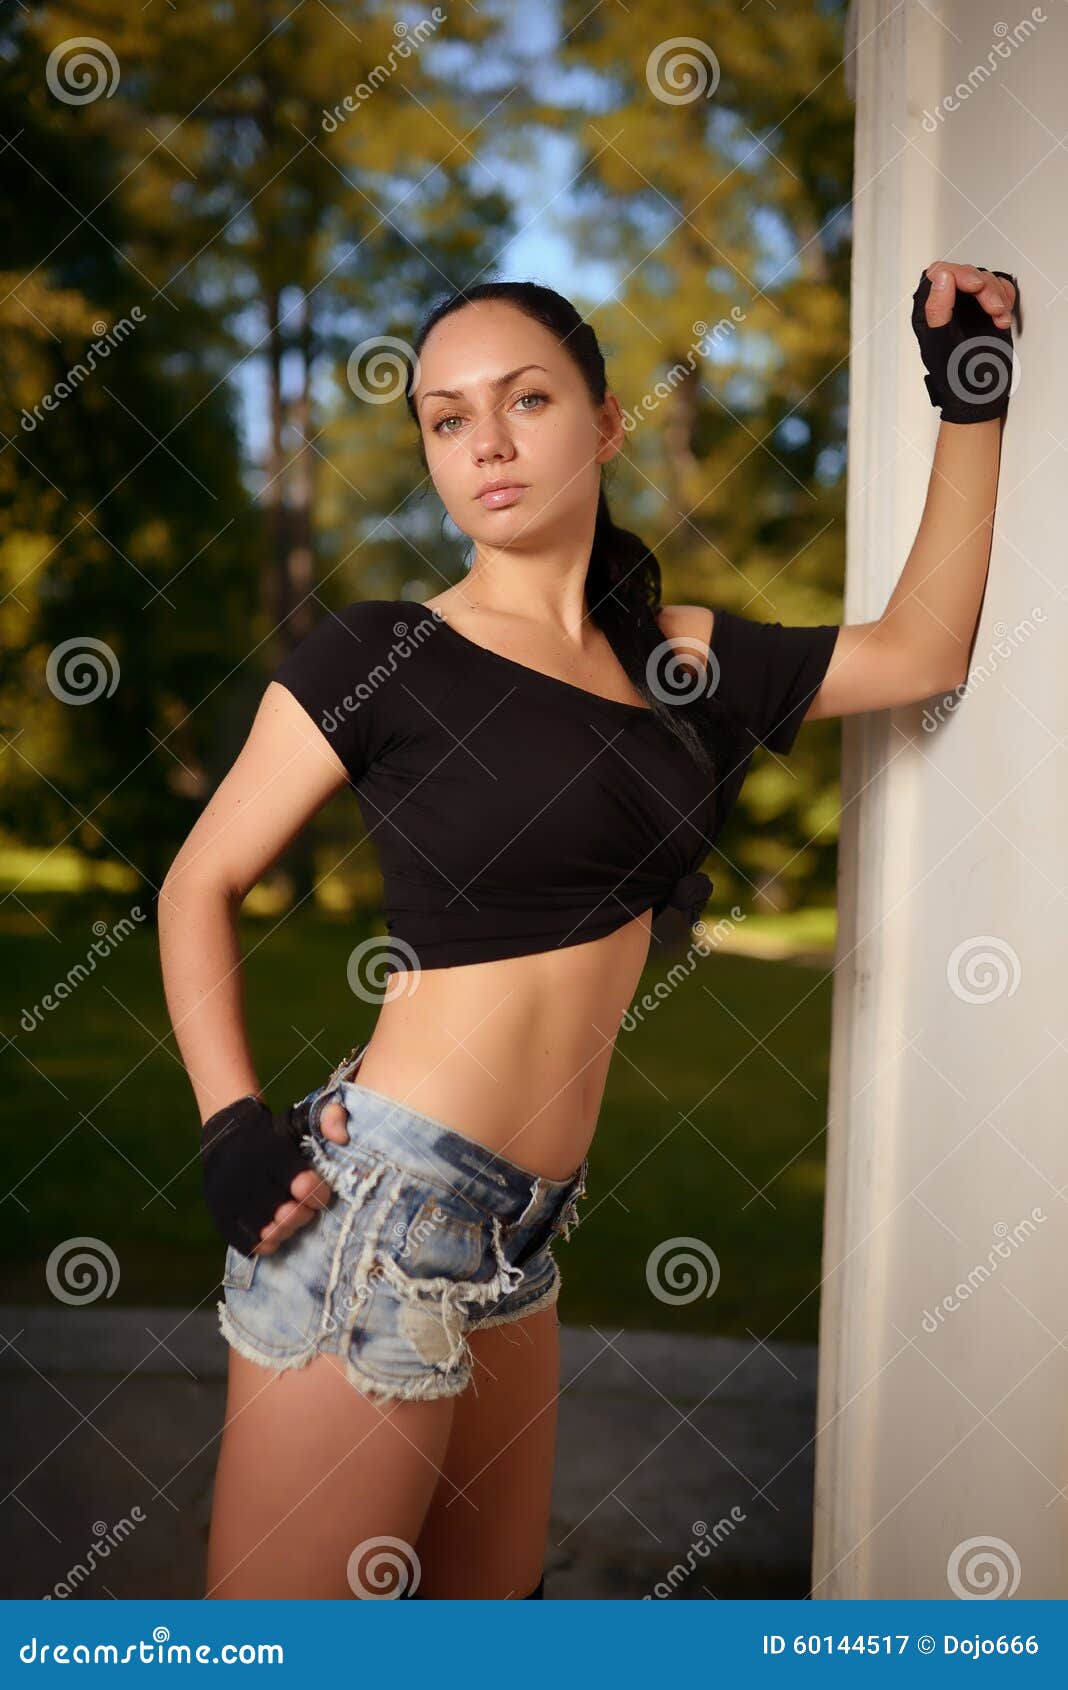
{"left": 215, "top": 1044, "right": 589, "bottom": 1405}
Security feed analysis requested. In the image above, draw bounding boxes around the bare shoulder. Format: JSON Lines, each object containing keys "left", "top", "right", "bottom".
{"left": 656, "top": 603, "right": 715, "bottom": 676}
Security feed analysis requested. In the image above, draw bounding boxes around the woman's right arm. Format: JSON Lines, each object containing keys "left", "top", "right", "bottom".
{"left": 158, "top": 681, "right": 350, "bottom": 1125}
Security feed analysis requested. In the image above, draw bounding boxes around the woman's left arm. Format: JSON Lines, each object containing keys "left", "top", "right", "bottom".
{"left": 807, "top": 261, "right": 1016, "bottom": 722}
{"left": 807, "top": 411, "right": 1004, "bottom": 720}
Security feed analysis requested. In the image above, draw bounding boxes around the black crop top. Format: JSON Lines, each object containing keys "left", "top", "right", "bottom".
{"left": 270, "top": 599, "right": 839, "bottom": 971}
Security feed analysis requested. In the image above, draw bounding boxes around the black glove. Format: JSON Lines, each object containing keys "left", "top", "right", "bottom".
{"left": 201, "top": 1092, "right": 316, "bottom": 1256}
{"left": 911, "top": 266, "right": 1018, "bottom": 423}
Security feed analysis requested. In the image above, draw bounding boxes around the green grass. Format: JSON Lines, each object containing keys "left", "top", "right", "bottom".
{"left": 2, "top": 894, "right": 833, "bottom": 1342}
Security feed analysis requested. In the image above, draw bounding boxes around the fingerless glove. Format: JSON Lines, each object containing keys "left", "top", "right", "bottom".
{"left": 201, "top": 1092, "right": 316, "bottom": 1255}
{"left": 911, "top": 266, "right": 1018, "bottom": 422}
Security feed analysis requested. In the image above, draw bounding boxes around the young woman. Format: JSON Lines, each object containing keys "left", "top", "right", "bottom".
{"left": 159, "top": 261, "right": 1016, "bottom": 1601}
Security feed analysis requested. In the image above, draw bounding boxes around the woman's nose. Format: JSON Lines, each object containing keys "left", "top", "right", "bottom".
{"left": 470, "top": 414, "right": 515, "bottom": 463}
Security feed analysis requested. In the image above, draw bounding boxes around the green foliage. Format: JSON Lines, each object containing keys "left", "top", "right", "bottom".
{"left": 1, "top": 0, "right": 849, "bottom": 909}
{"left": 547, "top": 0, "right": 854, "bottom": 904}
{"left": 2, "top": 897, "right": 831, "bottom": 1341}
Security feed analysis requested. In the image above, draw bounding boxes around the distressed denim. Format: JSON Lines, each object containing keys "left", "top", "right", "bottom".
{"left": 216, "top": 1045, "right": 589, "bottom": 1405}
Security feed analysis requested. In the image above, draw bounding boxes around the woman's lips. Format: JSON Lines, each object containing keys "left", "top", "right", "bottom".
{"left": 476, "top": 484, "right": 525, "bottom": 508}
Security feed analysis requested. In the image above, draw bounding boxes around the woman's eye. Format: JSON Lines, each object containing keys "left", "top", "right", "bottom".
{"left": 432, "top": 391, "right": 548, "bottom": 436}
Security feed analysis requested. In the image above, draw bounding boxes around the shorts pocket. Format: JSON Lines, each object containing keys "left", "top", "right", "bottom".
{"left": 381, "top": 1186, "right": 489, "bottom": 1282}
{"left": 222, "top": 1242, "right": 259, "bottom": 1291}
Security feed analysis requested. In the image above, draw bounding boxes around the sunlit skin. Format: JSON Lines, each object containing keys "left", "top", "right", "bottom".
{"left": 252, "top": 300, "right": 658, "bottom": 1249}
{"left": 248, "top": 266, "right": 1014, "bottom": 1249}
{"left": 179, "top": 266, "right": 1014, "bottom": 1600}
{"left": 416, "top": 299, "right": 625, "bottom": 559}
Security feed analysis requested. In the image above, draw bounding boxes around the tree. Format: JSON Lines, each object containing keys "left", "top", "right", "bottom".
{"left": 544, "top": 0, "right": 854, "bottom": 904}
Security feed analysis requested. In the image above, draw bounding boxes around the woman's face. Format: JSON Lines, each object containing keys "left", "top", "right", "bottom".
{"left": 411, "top": 301, "right": 622, "bottom": 548}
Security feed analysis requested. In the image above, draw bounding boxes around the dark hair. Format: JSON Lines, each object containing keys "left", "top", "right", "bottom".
{"left": 402, "top": 280, "right": 730, "bottom": 779}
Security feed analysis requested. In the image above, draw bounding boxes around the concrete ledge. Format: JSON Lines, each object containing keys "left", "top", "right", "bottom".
{"left": 0, "top": 1306, "right": 816, "bottom": 1599}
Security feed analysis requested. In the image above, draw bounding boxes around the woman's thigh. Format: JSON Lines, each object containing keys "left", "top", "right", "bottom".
{"left": 412, "top": 1305, "right": 561, "bottom": 1598}
{"left": 205, "top": 1348, "right": 456, "bottom": 1599}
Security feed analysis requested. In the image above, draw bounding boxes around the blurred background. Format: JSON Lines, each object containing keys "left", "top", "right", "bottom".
{"left": 1, "top": 4, "right": 853, "bottom": 1598}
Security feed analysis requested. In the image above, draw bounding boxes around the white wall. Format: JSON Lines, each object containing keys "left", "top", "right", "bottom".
{"left": 813, "top": 0, "right": 1067, "bottom": 1600}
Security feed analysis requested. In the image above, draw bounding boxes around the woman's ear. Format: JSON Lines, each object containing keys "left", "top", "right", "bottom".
{"left": 596, "top": 391, "right": 627, "bottom": 464}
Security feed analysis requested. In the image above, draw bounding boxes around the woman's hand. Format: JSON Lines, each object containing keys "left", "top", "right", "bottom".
{"left": 911, "top": 261, "right": 1019, "bottom": 422}
{"left": 922, "top": 260, "right": 1016, "bottom": 331}
{"left": 253, "top": 1096, "right": 352, "bottom": 1255}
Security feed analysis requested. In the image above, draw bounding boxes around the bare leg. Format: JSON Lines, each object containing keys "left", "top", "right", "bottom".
{"left": 413, "top": 1305, "right": 561, "bottom": 1597}
{"left": 206, "top": 1348, "right": 457, "bottom": 1599}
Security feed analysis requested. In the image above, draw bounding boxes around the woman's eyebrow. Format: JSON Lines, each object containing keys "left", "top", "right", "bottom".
{"left": 419, "top": 363, "right": 551, "bottom": 408}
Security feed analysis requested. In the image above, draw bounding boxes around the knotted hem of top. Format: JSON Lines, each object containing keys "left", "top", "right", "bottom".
{"left": 380, "top": 897, "right": 666, "bottom": 971}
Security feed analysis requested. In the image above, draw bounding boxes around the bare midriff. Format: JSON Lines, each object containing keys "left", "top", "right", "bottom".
{"left": 351, "top": 908, "right": 655, "bottom": 1182}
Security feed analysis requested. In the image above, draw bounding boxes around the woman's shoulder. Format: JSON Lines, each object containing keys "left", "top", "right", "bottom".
{"left": 657, "top": 602, "right": 715, "bottom": 641}
{"left": 656, "top": 603, "right": 716, "bottom": 680}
